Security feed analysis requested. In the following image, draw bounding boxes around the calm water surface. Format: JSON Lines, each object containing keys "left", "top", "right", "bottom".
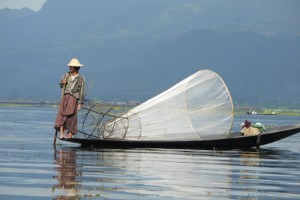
{"left": 0, "top": 107, "right": 300, "bottom": 199}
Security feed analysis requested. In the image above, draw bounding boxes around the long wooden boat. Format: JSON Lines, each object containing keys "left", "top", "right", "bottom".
{"left": 58, "top": 70, "right": 300, "bottom": 150}
{"left": 62, "top": 124, "right": 300, "bottom": 149}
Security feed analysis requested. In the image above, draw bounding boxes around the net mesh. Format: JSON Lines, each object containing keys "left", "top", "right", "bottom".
{"left": 99, "top": 70, "right": 234, "bottom": 141}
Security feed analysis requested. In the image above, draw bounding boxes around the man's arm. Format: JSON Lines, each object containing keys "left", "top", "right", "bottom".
{"left": 59, "top": 73, "right": 68, "bottom": 88}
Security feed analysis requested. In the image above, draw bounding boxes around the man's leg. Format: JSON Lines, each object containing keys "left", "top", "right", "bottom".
{"left": 60, "top": 125, "right": 64, "bottom": 138}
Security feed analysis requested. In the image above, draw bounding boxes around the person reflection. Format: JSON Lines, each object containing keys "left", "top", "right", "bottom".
{"left": 238, "top": 150, "right": 260, "bottom": 195}
{"left": 240, "top": 150, "right": 260, "bottom": 169}
{"left": 53, "top": 148, "right": 80, "bottom": 199}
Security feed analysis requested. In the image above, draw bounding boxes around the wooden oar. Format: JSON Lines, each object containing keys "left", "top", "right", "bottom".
{"left": 53, "top": 130, "right": 58, "bottom": 145}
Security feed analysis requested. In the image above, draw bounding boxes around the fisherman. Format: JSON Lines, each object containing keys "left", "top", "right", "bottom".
{"left": 240, "top": 120, "right": 260, "bottom": 136}
{"left": 54, "top": 58, "right": 85, "bottom": 139}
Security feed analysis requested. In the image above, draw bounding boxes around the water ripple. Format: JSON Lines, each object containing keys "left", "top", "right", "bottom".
{"left": 0, "top": 107, "right": 300, "bottom": 199}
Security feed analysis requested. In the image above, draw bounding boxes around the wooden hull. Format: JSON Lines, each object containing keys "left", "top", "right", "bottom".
{"left": 62, "top": 125, "right": 300, "bottom": 149}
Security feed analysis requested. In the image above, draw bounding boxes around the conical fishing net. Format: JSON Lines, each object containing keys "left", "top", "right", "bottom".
{"left": 77, "top": 70, "right": 234, "bottom": 141}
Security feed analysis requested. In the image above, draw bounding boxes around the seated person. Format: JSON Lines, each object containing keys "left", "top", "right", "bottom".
{"left": 240, "top": 120, "right": 260, "bottom": 136}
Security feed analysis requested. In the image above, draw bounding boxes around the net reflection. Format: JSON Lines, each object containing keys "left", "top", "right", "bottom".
{"left": 54, "top": 148, "right": 234, "bottom": 199}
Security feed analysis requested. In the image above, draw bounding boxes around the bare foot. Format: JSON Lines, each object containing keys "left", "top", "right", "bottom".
{"left": 67, "top": 133, "right": 73, "bottom": 138}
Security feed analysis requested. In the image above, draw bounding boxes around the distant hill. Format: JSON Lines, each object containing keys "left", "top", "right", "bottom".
{"left": 126, "top": 29, "right": 300, "bottom": 105}
{"left": 0, "top": 7, "right": 35, "bottom": 22}
{"left": 0, "top": 0, "right": 299, "bottom": 107}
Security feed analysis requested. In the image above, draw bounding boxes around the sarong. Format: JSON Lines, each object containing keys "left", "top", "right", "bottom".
{"left": 54, "top": 94, "right": 78, "bottom": 134}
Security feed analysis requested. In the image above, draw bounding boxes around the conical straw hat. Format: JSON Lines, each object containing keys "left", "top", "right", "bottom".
{"left": 67, "top": 58, "right": 84, "bottom": 67}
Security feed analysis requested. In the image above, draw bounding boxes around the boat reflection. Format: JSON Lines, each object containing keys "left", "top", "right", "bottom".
{"left": 52, "top": 147, "right": 300, "bottom": 199}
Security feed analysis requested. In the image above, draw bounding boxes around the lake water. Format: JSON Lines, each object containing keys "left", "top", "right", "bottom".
{"left": 0, "top": 107, "right": 300, "bottom": 199}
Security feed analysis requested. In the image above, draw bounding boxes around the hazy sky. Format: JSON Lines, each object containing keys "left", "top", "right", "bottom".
{"left": 0, "top": 0, "right": 46, "bottom": 11}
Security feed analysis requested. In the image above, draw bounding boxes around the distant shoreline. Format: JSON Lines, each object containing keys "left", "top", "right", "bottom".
{"left": 0, "top": 102, "right": 59, "bottom": 108}
{"left": 235, "top": 108, "right": 300, "bottom": 116}
{"left": 1, "top": 102, "right": 300, "bottom": 116}
{"left": 0, "top": 100, "right": 58, "bottom": 108}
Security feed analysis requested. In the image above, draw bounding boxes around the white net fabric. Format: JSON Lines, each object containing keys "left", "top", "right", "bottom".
{"left": 102, "top": 70, "right": 234, "bottom": 141}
